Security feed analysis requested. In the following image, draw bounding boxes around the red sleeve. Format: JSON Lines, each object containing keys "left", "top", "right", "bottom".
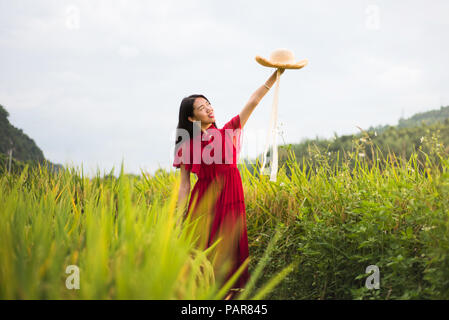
{"left": 222, "top": 114, "right": 241, "bottom": 130}
{"left": 222, "top": 114, "right": 243, "bottom": 163}
{"left": 173, "top": 140, "right": 192, "bottom": 171}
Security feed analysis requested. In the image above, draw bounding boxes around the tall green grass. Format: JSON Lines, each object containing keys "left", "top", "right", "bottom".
{"left": 0, "top": 163, "right": 292, "bottom": 299}
{"left": 1, "top": 131, "right": 448, "bottom": 299}
{"left": 242, "top": 132, "right": 449, "bottom": 299}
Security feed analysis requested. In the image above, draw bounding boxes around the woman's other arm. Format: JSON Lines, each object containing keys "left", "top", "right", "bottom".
{"left": 177, "top": 164, "right": 191, "bottom": 213}
{"left": 239, "top": 68, "right": 285, "bottom": 128}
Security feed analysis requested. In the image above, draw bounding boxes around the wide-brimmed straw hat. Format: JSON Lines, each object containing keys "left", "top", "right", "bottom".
{"left": 255, "top": 48, "right": 308, "bottom": 69}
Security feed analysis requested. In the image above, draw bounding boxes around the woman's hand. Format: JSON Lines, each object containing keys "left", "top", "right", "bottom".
{"left": 271, "top": 68, "right": 285, "bottom": 77}
{"left": 266, "top": 68, "right": 285, "bottom": 87}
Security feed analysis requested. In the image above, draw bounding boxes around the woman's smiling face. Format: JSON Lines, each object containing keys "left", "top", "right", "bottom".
{"left": 189, "top": 97, "right": 215, "bottom": 124}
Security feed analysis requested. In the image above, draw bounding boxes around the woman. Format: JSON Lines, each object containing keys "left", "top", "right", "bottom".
{"left": 173, "top": 68, "right": 285, "bottom": 299}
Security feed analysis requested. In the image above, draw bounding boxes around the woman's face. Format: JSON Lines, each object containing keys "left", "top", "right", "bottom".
{"left": 189, "top": 97, "right": 215, "bottom": 124}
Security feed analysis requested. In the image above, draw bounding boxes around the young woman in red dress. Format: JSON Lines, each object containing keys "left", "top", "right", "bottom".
{"left": 173, "top": 68, "right": 285, "bottom": 299}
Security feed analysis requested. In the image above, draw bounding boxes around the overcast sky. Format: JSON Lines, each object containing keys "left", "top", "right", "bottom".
{"left": 1, "top": 0, "right": 448, "bottom": 176}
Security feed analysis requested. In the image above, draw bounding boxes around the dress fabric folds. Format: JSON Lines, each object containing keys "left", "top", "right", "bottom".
{"left": 173, "top": 114, "right": 249, "bottom": 289}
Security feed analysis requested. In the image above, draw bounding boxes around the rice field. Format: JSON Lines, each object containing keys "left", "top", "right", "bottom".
{"left": 1, "top": 136, "right": 449, "bottom": 299}
{"left": 0, "top": 163, "right": 291, "bottom": 299}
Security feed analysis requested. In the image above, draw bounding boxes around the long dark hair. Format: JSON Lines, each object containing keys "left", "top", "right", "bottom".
{"left": 174, "top": 94, "right": 217, "bottom": 154}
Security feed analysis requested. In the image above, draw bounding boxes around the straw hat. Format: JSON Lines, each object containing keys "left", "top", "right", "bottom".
{"left": 255, "top": 48, "right": 308, "bottom": 69}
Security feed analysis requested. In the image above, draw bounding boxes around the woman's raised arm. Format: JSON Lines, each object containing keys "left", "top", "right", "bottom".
{"left": 239, "top": 68, "right": 285, "bottom": 128}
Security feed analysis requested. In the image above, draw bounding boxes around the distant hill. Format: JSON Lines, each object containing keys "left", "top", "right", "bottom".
{"left": 366, "top": 105, "right": 449, "bottom": 134}
{"left": 0, "top": 104, "right": 62, "bottom": 173}
{"left": 244, "top": 105, "right": 449, "bottom": 174}
{"left": 397, "top": 105, "right": 449, "bottom": 128}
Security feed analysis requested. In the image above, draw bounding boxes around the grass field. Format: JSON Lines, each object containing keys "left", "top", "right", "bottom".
{"left": 1, "top": 135, "right": 448, "bottom": 299}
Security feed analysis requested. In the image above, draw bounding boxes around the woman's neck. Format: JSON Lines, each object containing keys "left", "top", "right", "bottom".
{"left": 201, "top": 123, "right": 213, "bottom": 134}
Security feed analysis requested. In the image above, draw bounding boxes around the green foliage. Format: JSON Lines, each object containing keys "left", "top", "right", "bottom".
{"left": 0, "top": 163, "right": 290, "bottom": 299}
{"left": 242, "top": 135, "right": 449, "bottom": 299}
{"left": 0, "top": 104, "right": 45, "bottom": 163}
{"left": 273, "top": 114, "right": 449, "bottom": 177}
{"left": 242, "top": 105, "right": 449, "bottom": 178}
{"left": 2, "top": 137, "right": 449, "bottom": 299}
{"left": 0, "top": 152, "right": 27, "bottom": 174}
{"left": 0, "top": 104, "right": 62, "bottom": 172}
{"left": 397, "top": 105, "right": 449, "bottom": 128}
{"left": 2, "top": 103, "right": 449, "bottom": 299}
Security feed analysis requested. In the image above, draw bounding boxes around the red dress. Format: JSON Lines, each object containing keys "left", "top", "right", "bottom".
{"left": 173, "top": 114, "right": 250, "bottom": 290}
